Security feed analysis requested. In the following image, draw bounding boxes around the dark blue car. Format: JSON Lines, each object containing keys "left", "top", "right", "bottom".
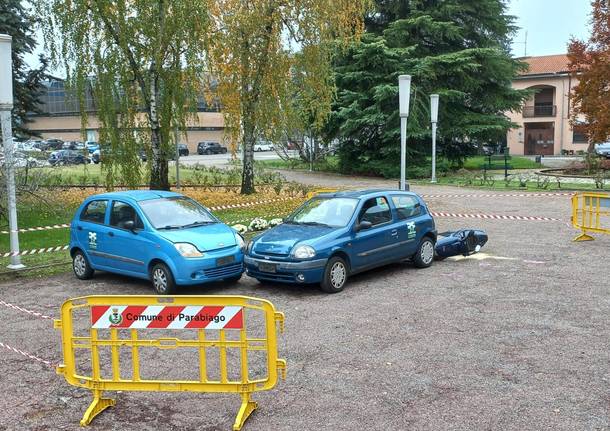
{"left": 69, "top": 191, "right": 245, "bottom": 294}
{"left": 245, "top": 189, "right": 437, "bottom": 293}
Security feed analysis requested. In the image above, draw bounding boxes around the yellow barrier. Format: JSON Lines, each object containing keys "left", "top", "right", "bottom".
{"left": 54, "top": 295, "right": 286, "bottom": 430}
{"left": 306, "top": 188, "right": 338, "bottom": 199}
{"left": 571, "top": 192, "right": 610, "bottom": 241}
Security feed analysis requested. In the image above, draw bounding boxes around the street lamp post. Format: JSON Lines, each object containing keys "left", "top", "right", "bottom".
{"left": 430, "top": 94, "right": 439, "bottom": 183}
{"left": 0, "top": 34, "right": 24, "bottom": 269}
{"left": 398, "top": 75, "right": 411, "bottom": 191}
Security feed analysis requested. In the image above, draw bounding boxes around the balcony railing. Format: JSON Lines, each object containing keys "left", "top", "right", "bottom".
{"left": 523, "top": 105, "right": 557, "bottom": 118}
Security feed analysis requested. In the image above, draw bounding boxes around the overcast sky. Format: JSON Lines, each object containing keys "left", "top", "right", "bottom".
{"left": 25, "top": 0, "right": 593, "bottom": 73}
{"left": 508, "top": 0, "right": 592, "bottom": 57}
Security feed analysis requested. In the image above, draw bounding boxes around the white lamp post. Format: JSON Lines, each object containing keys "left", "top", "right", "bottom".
{"left": 430, "top": 94, "right": 439, "bottom": 183}
{"left": 398, "top": 75, "right": 411, "bottom": 190}
{"left": 0, "top": 34, "right": 24, "bottom": 269}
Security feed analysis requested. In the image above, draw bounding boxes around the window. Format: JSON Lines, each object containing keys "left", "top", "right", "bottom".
{"left": 287, "top": 197, "right": 358, "bottom": 227}
{"left": 359, "top": 196, "right": 391, "bottom": 226}
{"left": 573, "top": 124, "right": 589, "bottom": 144}
{"left": 139, "top": 197, "right": 216, "bottom": 229}
{"left": 391, "top": 195, "right": 421, "bottom": 220}
{"left": 80, "top": 200, "right": 108, "bottom": 224}
{"left": 110, "top": 201, "right": 143, "bottom": 230}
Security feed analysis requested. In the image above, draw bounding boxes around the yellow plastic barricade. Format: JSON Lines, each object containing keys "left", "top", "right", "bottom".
{"left": 571, "top": 192, "right": 610, "bottom": 241}
{"left": 306, "top": 188, "right": 338, "bottom": 199}
{"left": 54, "top": 295, "right": 286, "bottom": 430}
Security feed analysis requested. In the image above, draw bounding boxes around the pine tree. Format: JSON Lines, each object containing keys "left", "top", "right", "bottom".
{"left": 0, "top": 0, "right": 48, "bottom": 138}
{"left": 326, "top": 0, "right": 529, "bottom": 176}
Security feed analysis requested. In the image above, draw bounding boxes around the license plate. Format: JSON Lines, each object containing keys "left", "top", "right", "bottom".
{"left": 216, "top": 255, "right": 235, "bottom": 266}
{"left": 258, "top": 262, "right": 277, "bottom": 273}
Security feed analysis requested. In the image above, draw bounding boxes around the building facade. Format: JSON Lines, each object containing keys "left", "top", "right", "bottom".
{"left": 27, "top": 79, "right": 228, "bottom": 153}
{"left": 506, "top": 54, "right": 586, "bottom": 156}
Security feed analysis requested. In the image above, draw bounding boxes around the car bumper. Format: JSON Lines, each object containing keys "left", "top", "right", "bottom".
{"left": 244, "top": 255, "right": 327, "bottom": 284}
{"left": 173, "top": 248, "right": 244, "bottom": 285}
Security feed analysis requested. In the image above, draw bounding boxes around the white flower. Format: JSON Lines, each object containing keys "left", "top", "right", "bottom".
{"left": 248, "top": 217, "right": 269, "bottom": 231}
{"left": 269, "top": 218, "right": 283, "bottom": 227}
{"left": 232, "top": 224, "right": 248, "bottom": 234}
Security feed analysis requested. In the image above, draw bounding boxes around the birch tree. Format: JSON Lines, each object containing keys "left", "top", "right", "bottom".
{"left": 207, "top": 0, "right": 368, "bottom": 194}
{"left": 37, "top": 0, "right": 209, "bottom": 189}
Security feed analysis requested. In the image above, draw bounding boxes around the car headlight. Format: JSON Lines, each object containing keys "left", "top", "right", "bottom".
{"left": 174, "top": 242, "right": 204, "bottom": 258}
{"left": 292, "top": 245, "right": 316, "bottom": 259}
{"left": 235, "top": 234, "right": 245, "bottom": 251}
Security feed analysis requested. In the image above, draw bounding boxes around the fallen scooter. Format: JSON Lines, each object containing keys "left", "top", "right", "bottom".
{"left": 435, "top": 229, "right": 489, "bottom": 260}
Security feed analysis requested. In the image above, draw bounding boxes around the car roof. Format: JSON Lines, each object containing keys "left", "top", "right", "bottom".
{"left": 86, "top": 190, "right": 183, "bottom": 202}
{"left": 316, "top": 189, "right": 420, "bottom": 199}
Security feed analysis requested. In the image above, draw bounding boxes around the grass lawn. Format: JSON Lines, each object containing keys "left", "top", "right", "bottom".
{"left": 462, "top": 155, "right": 542, "bottom": 170}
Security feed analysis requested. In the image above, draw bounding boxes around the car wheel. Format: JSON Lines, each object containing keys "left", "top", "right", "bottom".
{"left": 73, "top": 250, "right": 94, "bottom": 280}
{"left": 151, "top": 262, "right": 176, "bottom": 295}
{"left": 223, "top": 274, "right": 242, "bottom": 283}
{"left": 413, "top": 237, "right": 435, "bottom": 268}
{"left": 319, "top": 256, "right": 348, "bottom": 293}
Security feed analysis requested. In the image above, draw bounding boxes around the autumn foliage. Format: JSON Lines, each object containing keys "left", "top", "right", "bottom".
{"left": 568, "top": 0, "right": 610, "bottom": 147}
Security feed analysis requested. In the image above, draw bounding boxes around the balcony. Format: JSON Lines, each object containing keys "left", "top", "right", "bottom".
{"left": 523, "top": 105, "right": 557, "bottom": 118}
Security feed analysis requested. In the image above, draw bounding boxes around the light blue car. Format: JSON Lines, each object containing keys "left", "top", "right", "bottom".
{"left": 69, "top": 190, "right": 245, "bottom": 294}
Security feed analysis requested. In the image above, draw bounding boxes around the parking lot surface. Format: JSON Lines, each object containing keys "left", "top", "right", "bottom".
{"left": 1, "top": 185, "right": 609, "bottom": 430}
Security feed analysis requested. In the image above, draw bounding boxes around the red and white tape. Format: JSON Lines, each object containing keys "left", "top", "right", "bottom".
{"left": 0, "top": 341, "right": 54, "bottom": 368}
{"left": 91, "top": 305, "right": 244, "bottom": 330}
{"left": 0, "top": 223, "right": 70, "bottom": 234}
{"left": 422, "top": 192, "right": 574, "bottom": 199}
{"left": 0, "top": 300, "right": 53, "bottom": 320}
{"left": 209, "top": 196, "right": 298, "bottom": 211}
{"left": 430, "top": 211, "right": 560, "bottom": 222}
{"left": 1, "top": 245, "right": 69, "bottom": 258}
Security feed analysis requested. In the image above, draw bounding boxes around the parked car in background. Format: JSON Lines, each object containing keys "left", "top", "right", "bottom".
{"left": 49, "top": 149, "right": 90, "bottom": 166}
{"left": 594, "top": 142, "right": 610, "bottom": 158}
{"left": 245, "top": 189, "right": 437, "bottom": 293}
{"left": 92, "top": 149, "right": 101, "bottom": 164}
{"left": 254, "top": 142, "right": 274, "bottom": 152}
{"left": 0, "top": 151, "right": 41, "bottom": 168}
{"left": 197, "top": 141, "right": 227, "bottom": 155}
{"left": 62, "top": 141, "right": 86, "bottom": 151}
{"left": 85, "top": 141, "right": 99, "bottom": 153}
{"left": 15, "top": 140, "right": 42, "bottom": 152}
{"left": 178, "top": 143, "right": 189, "bottom": 157}
{"left": 69, "top": 190, "right": 245, "bottom": 294}
{"left": 43, "top": 138, "right": 64, "bottom": 151}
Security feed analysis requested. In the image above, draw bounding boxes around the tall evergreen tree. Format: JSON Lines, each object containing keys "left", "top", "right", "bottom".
{"left": 326, "top": 0, "right": 529, "bottom": 176}
{"left": 0, "top": 0, "right": 47, "bottom": 138}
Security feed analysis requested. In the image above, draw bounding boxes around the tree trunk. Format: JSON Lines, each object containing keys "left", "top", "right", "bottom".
{"left": 148, "top": 71, "right": 170, "bottom": 190}
{"left": 241, "top": 117, "right": 256, "bottom": 194}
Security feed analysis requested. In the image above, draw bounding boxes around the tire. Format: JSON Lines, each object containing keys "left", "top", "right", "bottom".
{"left": 205, "top": 149, "right": 212, "bottom": 155}
{"left": 72, "top": 250, "right": 94, "bottom": 280}
{"left": 319, "top": 256, "right": 349, "bottom": 293}
{"left": 223, "top": 273, "right": 242, "bottom": 283}
{"left": 198, "top": 149, "right": 203, "bottom": 155}
{"left": 150, "top": 262, "right": 176, "bottom": 295}
{"left": 413, "top": 237, "right": 435, "bottom": 268}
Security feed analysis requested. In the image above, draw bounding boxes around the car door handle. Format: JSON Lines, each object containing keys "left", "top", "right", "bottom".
{"left": 108, "top": 231, "right": 114, "bottom": 237}
{"left": 391, "top": 229, "right": 398, "bottom": 236}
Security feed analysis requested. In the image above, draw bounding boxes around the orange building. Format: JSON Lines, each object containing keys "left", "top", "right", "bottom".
{"left": 506, "top": 54, "right": 587, "bottom": 156}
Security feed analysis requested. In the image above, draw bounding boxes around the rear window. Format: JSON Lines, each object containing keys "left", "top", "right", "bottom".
{"left": 80, "top": 200, "right": 108, "bottom": 224}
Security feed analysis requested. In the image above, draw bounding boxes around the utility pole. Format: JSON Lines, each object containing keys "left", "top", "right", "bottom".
{"left": 0, "top": 34, "right": 24, "bottom": 269}
{"left": 430, "top": 94, "right": 439, "bottom": 183}
{"left": 398, "top": 75, "right": 411, "bottom": 190}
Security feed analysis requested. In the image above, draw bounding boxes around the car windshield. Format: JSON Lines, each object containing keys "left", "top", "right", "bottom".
{"left": 286, "top": 197, "right": 358, "bottom": 227}
{"left": 139, "top": 197, "right": 217, "bottom": 229}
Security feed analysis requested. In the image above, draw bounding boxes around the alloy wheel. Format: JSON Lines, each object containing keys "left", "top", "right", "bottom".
{"left": 421, "top": 241, "right": 434, "bottom": 265}
{"left": 73, "top": 254, "right": 86, "bottom": 277}
{"left": 330, "top": 262, "right": 346, "bottom": 289}
{"left": 153, "top": 268, "right": 168, "bottom": 293}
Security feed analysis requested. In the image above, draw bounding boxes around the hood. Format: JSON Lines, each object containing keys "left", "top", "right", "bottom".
{"left": 158, "top": 223, "right": 237, "bottom": 252}
{"left": 253, "top": 223, "right": 334, "bottom": 255}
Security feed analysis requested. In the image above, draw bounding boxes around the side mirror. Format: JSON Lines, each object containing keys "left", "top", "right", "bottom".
{"left": 123, "top": 220, "right": 136, "bottom": 232}
{"left": 355, "top": 220, "right": 373, "bottom": 232}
